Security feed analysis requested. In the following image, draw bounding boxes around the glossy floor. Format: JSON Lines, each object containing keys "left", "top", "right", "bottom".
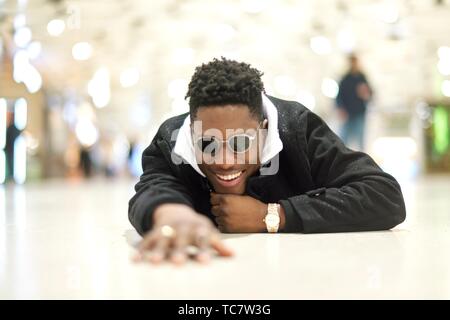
{"left": 1, "top": 176, "right": 449, "bottom": 299}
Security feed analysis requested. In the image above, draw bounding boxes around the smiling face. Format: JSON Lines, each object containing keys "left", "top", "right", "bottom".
{"left": 192, "top": 104, "right": 266, "bottom": 195}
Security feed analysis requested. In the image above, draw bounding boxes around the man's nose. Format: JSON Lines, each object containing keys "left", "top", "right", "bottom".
{"left": 217, "top": 142, "right": 236, "bottom": 166}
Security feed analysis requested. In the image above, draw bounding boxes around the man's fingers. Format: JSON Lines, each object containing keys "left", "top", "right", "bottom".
{"left": 193, "top": 227, "right": 212, "bottom": 263}
{"left": 215, "top": 216, "right": 226, "bottom": 228}
{"left": 148, "top": 236, "right": 171, "bottom": 264}
{"left": 169, "top": 227, "right": 190, "bottom": 265}
{"left": 210, "top": 233, "right": 234, "bottom": 257}
{"left": 211, "top": 205, "right": 221, "bottom": 217}
{"left": 137, "top": 231, "right": 158, "bottom": 252}
{"left": 210, "top": 192, "right": 221, "bottom": 206}
{"left": 133, "top": 231, "right": 159, "bottom": 263}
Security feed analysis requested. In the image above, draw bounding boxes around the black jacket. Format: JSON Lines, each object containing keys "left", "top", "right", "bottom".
{"left": 129, "top": 96, "right": 406, "bottom": 235}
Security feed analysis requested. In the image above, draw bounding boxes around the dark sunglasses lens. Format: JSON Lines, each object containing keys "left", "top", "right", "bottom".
{"left": 230, "top": 135, "right": 251, "bottom": 153}
{"left": 198, "top": 138, "right": 219, "bottom": 156}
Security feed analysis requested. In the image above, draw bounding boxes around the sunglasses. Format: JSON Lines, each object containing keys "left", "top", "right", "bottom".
{"left": 194, "top": 122, "right": 263, "bottom": 156}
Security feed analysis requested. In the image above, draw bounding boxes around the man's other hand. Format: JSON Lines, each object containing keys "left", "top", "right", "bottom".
{"left": 210, "top": 193, "right": 268, "bottom": 233}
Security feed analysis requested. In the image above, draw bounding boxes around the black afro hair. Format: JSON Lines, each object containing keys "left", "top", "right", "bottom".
{"left": 186, "top": 57, "right": 265, "bottom": 120}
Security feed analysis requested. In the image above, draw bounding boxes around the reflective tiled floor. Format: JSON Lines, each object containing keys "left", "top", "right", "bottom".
{"left": 0, "top": 176, "right": 449, "bottom": 299}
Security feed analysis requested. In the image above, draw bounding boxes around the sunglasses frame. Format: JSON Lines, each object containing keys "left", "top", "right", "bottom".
{"left": 193, "top": 121, "right": 264, "bottom": 156}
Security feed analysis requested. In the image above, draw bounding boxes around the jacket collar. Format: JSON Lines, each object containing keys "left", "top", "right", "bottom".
{"left": 173, "top": 93, "right": 283, "bottom": 177}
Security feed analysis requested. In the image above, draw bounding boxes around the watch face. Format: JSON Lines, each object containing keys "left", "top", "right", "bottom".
{"left": 266, "top": 214, "right": 280, "bottom": 226}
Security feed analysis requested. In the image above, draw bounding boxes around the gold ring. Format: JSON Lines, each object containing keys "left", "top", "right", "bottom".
{"left": 160, "top": 225, "right": 176, "bottom": 238}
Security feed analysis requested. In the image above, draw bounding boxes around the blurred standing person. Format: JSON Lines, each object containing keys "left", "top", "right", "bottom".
{"left": 336, "top": 55, "right": 372, "bottom": 151}
{"left": 5, "top": 112, "right": 21, "bottom": 182}
{"left": 79, "top": 145, "right": 93, "bottom": 178}
{"left": 98, "top": 133, "right": 128, "bottom": 178}
{"left": 127, "top": 137, "right": 136, "bottom": 176}
{"left": 101, "top": 137, "right": 115, "bottom": 177}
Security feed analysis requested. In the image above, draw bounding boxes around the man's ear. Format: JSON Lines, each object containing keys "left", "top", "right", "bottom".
{"left": 262, "top": 118, "right": 268, "bottom": 129}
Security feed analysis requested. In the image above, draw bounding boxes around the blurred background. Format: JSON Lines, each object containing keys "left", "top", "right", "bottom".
{"left": 0, "top": 0, "right": 449, "bottom": 188}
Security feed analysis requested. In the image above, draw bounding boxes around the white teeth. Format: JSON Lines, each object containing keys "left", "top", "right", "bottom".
{"left": 216, "top": 171, "right": 243, "bottom": 181}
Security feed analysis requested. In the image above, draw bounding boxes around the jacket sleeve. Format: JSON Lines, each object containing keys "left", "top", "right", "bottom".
{"left": 128, "top": 132, "right": 194, "bottom": 236}
{"left": 279, "top": 111, "right": 406, "bottom": 233}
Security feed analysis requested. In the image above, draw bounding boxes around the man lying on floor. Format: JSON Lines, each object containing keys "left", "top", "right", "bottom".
{"left": 128, "top": 57, "right": 406, "bottom": 264}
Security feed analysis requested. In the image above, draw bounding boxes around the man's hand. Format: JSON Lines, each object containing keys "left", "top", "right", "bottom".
{"left": 337, "top": 108, "right": 348, "bottom": 121}
{"left": 134, "top": 203, "right": 233, "bottom": 265}
{"left": 210, "top": 193, "right": 268, "bottom": 233}
{"left": 357, "top": 83, "right": 371, "bottom": 101}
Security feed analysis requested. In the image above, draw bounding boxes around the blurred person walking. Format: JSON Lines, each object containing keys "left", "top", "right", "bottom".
{"left": 336, "top": 55, "right": 372, "bottom": 151}
{"left": 5, "top": 112, "right": 21, "bottom": 182}
{"left": 79, "top": 145, "right": 93, "bottom": 178}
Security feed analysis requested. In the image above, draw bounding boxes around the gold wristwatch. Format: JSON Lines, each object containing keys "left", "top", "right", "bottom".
{"left": 264, "top": 203, "right": 280, "bottom": 233}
